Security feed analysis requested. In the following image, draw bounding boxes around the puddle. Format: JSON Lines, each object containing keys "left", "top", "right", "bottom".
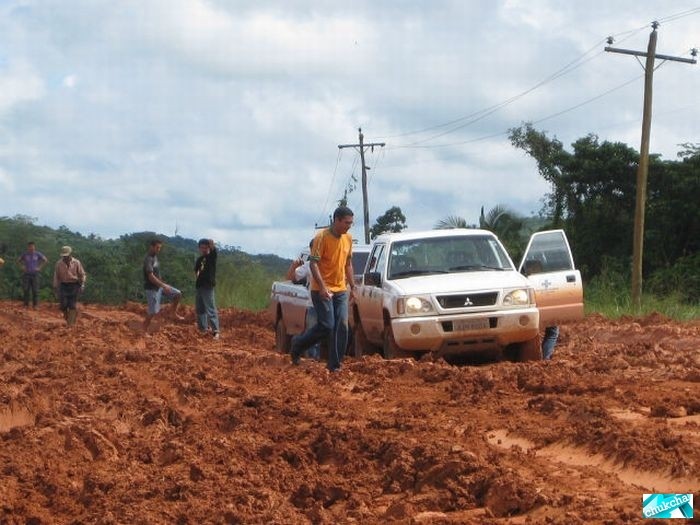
{"left": 667, "top": 413, "right": 700, "bottom": 425}
{"left": 485, "top": 429, "right": 536, "bottom": 452}
{"left": 0, "top": 407, "right": 35, "bottom": 432}
{"left": 608, "top": 408, "right": 647, "bottom": 422}
{"left": 486, "top": 429, "right": 700, "bottom": 492}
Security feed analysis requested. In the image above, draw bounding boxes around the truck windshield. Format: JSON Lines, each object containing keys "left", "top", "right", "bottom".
{"left": 387, "top": 235, "right": 513, "bottom": 280}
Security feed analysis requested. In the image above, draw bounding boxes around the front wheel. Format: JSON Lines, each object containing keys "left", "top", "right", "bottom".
{"left": 352, "top": 321, "right": 376, "bottom": 358}
{"left": 383, "top": 324, "right": 411, "bottom": 359}
{"left": 517, "top": 335, "right": 542, "bottom": 361}
{"left": 275, "top": 317, "right": 292, "bottom": 354}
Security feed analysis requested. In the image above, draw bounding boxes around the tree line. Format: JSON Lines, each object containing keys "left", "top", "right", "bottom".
{"left": 369, "top": 127, "right": 699, "bottom": 303}
{"left": 0, "top": 216, "right": 289, "bottom": 310}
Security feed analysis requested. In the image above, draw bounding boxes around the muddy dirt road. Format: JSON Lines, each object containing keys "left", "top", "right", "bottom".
{"left": 0, "top": 301, "right": 698, "bottom": 524}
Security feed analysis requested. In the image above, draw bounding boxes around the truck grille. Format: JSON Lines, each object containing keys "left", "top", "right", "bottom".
{"left": 437, "top": 292, "right": 498, "bottom": 309}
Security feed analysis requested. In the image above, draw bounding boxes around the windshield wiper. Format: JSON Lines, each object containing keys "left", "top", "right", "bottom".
{"left": 448, "top": 264, "right": 507, "bottom": 272}
{"left": 391, "top": 269, "right": 449, "bottom": 278}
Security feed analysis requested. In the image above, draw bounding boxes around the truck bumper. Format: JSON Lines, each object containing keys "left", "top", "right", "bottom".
{"left": 390, "top": 308, "right": 539, "bottom": 353}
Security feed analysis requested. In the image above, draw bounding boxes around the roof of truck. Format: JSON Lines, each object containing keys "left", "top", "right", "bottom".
{"left": 372, "top": 228, "right": 496, "bottom": 243}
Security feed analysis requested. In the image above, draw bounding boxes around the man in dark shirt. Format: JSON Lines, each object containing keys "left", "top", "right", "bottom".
{"left": 17, "top": 241, "right": 48, "bottom": 308}
{"left": 142, "top": 239, "right": 183, "bottom": 332}
{"left": 194, "top": 238, "right": 220, "bottom": 340}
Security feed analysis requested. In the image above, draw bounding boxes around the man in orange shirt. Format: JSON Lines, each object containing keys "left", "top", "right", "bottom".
{"left": 291, "top": 206, "right": 355, "bottom": 372}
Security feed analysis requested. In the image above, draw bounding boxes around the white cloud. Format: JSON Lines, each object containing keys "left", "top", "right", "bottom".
{"left": 0, "top": 61, "right": 45, "bottom": 114}
{"left": 62, "top": 74, "right": 77, "bottom": 88}
{"left": 0, "top": 0, "right": 698, "bottom": 257}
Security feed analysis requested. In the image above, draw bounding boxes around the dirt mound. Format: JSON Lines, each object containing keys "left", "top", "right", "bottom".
{"left": 0, "top": 302, "right": 698, "bottom": 523}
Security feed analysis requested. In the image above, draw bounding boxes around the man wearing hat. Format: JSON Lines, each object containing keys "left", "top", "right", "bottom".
{"left": 52, "top": 246, "right": 86, "bottom": 325}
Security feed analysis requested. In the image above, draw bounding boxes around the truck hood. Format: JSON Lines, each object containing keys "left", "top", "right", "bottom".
{"left": 388, "top": 270, "right": 529, "bottom": 295}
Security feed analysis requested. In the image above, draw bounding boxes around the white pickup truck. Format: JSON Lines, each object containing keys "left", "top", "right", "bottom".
{"left": 351, "top": 229, "right": 583, "bottom": 361}
{"left": 270, "top": 244, "right": 371, "bottom": 353}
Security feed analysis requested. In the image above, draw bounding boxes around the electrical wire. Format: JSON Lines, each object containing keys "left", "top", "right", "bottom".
{"left": 657, "top": 6, "right": 700, "bottom": 24}
{"left": 390, "top": 73, "right": 644, "bottom": 151}
{"left": 317, "top": 149, "right": 343, "bottom": 225}
{"left": 375, "top": 38, "right": 607, "bottom": 143}
{"left": 367, "top": 148, "right": 386, "bottom": 186}
{"left": 370, "top": 6, "right": 698, "bottom": 145}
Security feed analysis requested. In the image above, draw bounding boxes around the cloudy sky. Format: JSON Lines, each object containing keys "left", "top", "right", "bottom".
{"left": 1, "top": 0, "right": 698, "bottom": 257}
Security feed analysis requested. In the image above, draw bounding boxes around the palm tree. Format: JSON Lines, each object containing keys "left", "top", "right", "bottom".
{"left": 434, "top": 215, "right": 473, "bottom": 229}
{"left": 479, "top": 205, "right": 525, "bottom": 259}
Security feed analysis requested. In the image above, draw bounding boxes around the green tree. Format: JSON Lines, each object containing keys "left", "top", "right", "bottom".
{"left": 370, "top": 206, "right": 407, "bottom": 240}
{"left": 479, "top": 205, "right": 525, "bottom": 259}
{"left": 434, "top": 215, "right": 474, "bottom": 229}
{"left": 508, "top": 124, "right": 699, "bottom": 293}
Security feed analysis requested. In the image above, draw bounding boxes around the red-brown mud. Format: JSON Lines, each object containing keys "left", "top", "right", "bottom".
{"left": 0, "top": 302, "right": 698, "bottom": 524}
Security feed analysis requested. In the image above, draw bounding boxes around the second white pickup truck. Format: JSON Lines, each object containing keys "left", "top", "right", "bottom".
{"left": 352, "top": 228, "right": 583, "bottom": 361}
{"left": 270, "top": 244, "right": 371, "bottom": 354}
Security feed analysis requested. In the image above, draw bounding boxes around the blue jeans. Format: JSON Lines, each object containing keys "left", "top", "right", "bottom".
{"left": 196, "top": 287, "right": 220, "bottom": 333}
{"left": 22, "top": 273, "right": 40, "bottom": 307}
{"left": 305, "top": 307, "right": 321, "bottom": 360}
{"left": 542, "top": 326, "right": 559, "bottom": 360}
{"left": 292, "top": 291, "right": 348, "bottom": 371}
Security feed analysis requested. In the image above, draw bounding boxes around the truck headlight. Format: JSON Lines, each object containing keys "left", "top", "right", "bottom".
{"left": 403, "top": 296, "right": 434, "bottom": 314}
{"left": 503, "top": 289, "right": 530, "bottom": 306}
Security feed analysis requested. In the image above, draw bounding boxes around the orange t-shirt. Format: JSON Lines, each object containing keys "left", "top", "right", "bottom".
{"left": 309, "top": 228, "right": 353, "bottom": 293}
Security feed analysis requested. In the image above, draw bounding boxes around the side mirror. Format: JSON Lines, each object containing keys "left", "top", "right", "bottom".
{"left": 364, "top": 271, "right": 382, "bottom": 287}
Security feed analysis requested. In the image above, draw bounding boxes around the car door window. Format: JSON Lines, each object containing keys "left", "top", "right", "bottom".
{"left": 520, "top": 230, "right": 574, "bottom": 275}
{"left": 367, "top": 244, "right": 385, "bottom": 273}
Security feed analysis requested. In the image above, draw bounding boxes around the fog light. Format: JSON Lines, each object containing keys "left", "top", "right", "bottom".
{"left": 519, "top": 315, "right": 530, "bottom": 326}
{"left": 410, "top": 324, "right": 421, "bottom": 335}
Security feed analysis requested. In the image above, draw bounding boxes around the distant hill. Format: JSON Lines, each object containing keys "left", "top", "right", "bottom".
{"left": 0, "top": 215, "right": 290, "bottom": 310}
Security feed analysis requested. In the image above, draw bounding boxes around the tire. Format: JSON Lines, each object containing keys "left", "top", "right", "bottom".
{"left": 383, "top": 324, "right": 410, "bottom": 359}
{"left": 352, "top": 321, "right": 371, "bottom": 358}
{"left": 517, "top": 335, "right": 542, "bottom": 361}
{"left": 275, "top": 317, "right": 292, "bottom": 354}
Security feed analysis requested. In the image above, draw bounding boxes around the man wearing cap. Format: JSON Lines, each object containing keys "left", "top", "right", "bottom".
{"left": 53, "top": 246, "right": 86, "bottom": 326}
{"left": 143, "top": 239, "right": 184, "bottom": 332}
{"left": 17, "top": 241, "right": 48, "bottom": 308}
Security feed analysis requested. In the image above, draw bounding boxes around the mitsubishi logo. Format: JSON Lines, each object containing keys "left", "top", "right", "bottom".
{"left": 463, "top": 297, "right": 474, "bottom": 306}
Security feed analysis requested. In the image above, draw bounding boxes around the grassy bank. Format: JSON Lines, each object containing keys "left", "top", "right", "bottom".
{"left": 584, "top": 276, "right": 699, "bottom": 321}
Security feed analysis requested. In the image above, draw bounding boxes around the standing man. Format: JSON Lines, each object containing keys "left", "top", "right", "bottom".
{"left": 542, "top": 326, "right": 560, "bottom": 360}
{"left": 194, "top": 238, "right": 220, "bottom": 340}
{"left": 291, "top": 206, "right": 355, "bottom": 372}
{"left": 52, "top": 246, "right": 86, "bottom": 326}
{"left": 17, "top": 241, "right": 48, "bottom": 308}
{"left": 143, "top": 239, "right": 183, "bottom": 332}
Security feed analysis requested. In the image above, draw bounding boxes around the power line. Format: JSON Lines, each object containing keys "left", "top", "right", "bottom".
{"left": 657, "top": 6, "right": 700, "bottom": 23}
{"left": 338, "top": 129, "right": 386, "bottom": 244}
{"left": 374, "top": 39, "right": 607, "bottom": 143}
{"left": 317, "top": 149, "right": 343, "bottom": 225}
{"left": 367, "top": 147, "right": 386, "bottom": 186}
{"left": 370, "top": 7, "right": 698, "bottom": 145}
{"left": 389, "top": 72, "right": 643, "bottom": 151}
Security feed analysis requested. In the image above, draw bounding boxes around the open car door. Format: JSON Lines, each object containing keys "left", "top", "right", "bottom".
{"left": 519, "top": 230, "right": 583, "bottom": 327}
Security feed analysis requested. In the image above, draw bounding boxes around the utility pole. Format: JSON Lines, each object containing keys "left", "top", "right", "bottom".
{"left": 338, "top": 128, "right": 386, "bottom": 244}
{"left": 605, "top": 23, "right": 696, "bottom": 312}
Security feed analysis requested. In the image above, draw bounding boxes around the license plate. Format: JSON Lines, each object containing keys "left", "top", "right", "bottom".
{"left": 453, "top": 318, "right": 489, "bottom": 332}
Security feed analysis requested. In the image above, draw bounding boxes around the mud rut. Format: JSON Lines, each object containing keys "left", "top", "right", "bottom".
{"left": 0, "top": 302, "right": 698, "bottom": 524}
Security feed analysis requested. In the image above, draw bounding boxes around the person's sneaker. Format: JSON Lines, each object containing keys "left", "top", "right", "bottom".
{"left": 213, "top": 332, "right": 220, "bottom": 341}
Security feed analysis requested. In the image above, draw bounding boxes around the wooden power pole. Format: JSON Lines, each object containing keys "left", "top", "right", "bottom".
{"left": 605, "top": 22, "right": 697, "bottom": 312}
{"left": 338, "top": 128, "right": 386, "bottom": 244}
